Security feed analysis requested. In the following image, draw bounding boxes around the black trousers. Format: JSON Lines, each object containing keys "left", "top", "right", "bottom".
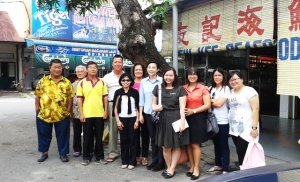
{"left": 119, "top": 117, "right": 138, "bottom": 165}
{"left": 231, "top": 135, "right": 249, "bottom": 165}
{"left": 144, "top": 113, "right": 164, "bottom": 165}
{"left": 72, "top": 118, "right": 82, "bottom": 153}
{"left": 136, "top": 114, "right": 150, "bottom": 158}
{"left": 82, "top": 117, "right": 104, "bottom": 161}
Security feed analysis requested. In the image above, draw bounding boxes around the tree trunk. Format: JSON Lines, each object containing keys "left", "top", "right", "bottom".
{"left": 111, "top": 0, "right": 170, "bottom": 70}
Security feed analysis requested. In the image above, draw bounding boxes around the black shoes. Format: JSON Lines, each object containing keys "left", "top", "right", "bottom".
{"left": 163, "top": 171, "right": 176, "bottom": 179}
{"left": 60, "top": 155, "right": 69, "bottom": 162}
{"left": 190, "top": 173, "right": 200, "bottom": 180}
{"left": 37, "top": 152, "right": 48, "bottom": 162}
{"left": 186, "top": 171, "right": 193, "bottom": 177}
{"left": 152, "top": 164, "right": 165, "bottom": 172}
{"left": 146, "top": 163, "right": 156, "bottom": 170}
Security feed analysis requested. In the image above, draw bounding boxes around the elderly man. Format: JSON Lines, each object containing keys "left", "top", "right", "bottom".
{"left": 71, "top": 65, "right": 87, "bottom": 157}
{"left": 35, "top": 59, "right": 74, "bottom": 163}
{"left": 103, "top": 54, "right": 124, "bottom": 162}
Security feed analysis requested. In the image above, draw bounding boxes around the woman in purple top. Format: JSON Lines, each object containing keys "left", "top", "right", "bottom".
{"left": 132, "top": 63, "right": 149, "bottom": 166}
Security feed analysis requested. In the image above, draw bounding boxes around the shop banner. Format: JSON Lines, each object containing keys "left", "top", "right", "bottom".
{"left": 277, "top": 0, "right": 300, "bottom": 97}
{"left": 34, "top": 44, "right": 117, "bottom": 57}
{"left": 34, "top": 53, "right": 112, "bottom": 70}
{"left": 31, "top": 0, "right": 121, "bottom": 44}
{"left": 161, "top": 0, "right": 274, "bottom": 56}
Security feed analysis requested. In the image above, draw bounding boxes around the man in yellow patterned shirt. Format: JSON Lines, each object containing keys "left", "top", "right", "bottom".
{"left": 35, "top": 59, "right": 74, "bottom": 163}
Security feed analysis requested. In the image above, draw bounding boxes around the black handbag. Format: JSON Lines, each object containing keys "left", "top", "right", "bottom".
{"left": 151, "top": 84, "right": 162, "bottom": 124}
{"left": 207, "top": 112, "right": 219, "bottom": 139}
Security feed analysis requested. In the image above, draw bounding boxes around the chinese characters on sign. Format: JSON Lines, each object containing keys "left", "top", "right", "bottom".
{"left": 178, "top": 22, "right": 189, "bottom": 46}
{"left": 237, "top": 5, "right": 264, "bottom": 36}
{"left": 288, "top": 0, "right": 300, "bottom": 31}
{"left": 178, "top": 4, "right": 266, "bottom": 46}
{"left": 201, "top": 15, "right": 222, "bottom": 43}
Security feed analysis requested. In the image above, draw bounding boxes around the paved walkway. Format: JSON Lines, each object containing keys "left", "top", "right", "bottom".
{"left": 0, "top": 90, "right": 297, "bottom": 181}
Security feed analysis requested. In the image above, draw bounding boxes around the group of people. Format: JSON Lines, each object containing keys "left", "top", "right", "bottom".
{"left": 34, "top": 56, "right": 260, "bottom": 180}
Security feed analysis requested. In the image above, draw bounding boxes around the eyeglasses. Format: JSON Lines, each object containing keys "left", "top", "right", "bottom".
{"left": 121, "top": 79, "right": 131, "bottom": 82}
{"left": 229, "top": 77, "right": 240, "bottom": 82}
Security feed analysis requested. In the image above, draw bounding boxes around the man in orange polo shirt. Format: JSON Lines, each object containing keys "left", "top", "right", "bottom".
{"left": 77, "top": 61, "right": 109, "bottom": 166}
{"left": 35, "top": 59, "right": 74, "bottom": 163}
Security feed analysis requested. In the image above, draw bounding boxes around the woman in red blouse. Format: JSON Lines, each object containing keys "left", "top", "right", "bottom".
{"left": 183, "top": 67, "right": 211, "bottom": 180}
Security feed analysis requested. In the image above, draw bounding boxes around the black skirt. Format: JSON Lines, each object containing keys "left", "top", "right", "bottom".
{"left": 156, "top": 110, "right": 189, "bottom": 148}
{"left": 186, "top": 112, "right": 208, "bottom": 144}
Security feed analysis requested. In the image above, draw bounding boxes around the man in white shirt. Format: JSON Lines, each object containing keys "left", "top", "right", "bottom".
{"left": 103, "top": 55, "right": 124, "bottom": 161}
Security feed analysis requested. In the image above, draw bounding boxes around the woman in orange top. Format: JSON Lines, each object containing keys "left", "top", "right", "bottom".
{"left": 183, "top": 67, "right": 211, "bottom": 180}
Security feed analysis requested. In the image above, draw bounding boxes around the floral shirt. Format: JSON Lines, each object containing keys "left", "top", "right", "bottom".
{"left": 35, "top": 75, "right": 74, "bottom": 123}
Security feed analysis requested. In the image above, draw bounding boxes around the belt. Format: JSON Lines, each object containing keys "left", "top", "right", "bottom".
{"left": 109, "top": 100, "right": 113, "bottom": 102}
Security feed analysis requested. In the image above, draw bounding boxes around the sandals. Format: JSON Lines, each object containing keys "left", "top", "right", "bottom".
{"left": 207, "top": 166, "right": 223, "bottom": 172}
{"left": 107, "top": 153, "right": 117, "bottom": 162}
{"left": 141, "top": 157, "right": 148, "bottom": 166}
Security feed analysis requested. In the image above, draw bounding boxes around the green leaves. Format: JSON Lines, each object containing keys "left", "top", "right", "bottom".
{"left": 37, "top": 0, "right": 108, "bottom": 15}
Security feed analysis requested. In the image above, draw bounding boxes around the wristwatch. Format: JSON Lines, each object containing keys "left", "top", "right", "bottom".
{"left": 252, "top": 126, "right": 258, "bottom": 130}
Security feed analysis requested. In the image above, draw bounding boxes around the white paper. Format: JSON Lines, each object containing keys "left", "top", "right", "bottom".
{"left": 172, "top": 119, "right": 189, "bottom": 133}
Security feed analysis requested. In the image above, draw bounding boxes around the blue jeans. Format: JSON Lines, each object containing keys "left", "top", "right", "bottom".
{"left": 212, "top": 124, "right": 230, "bottom": 171}
{"left": 36, "top": 116, "right": 70, "bottom": 156}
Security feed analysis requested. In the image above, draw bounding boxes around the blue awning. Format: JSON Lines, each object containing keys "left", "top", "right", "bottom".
{"left": 25, "top": 38, "right": 117, "bottom": 50}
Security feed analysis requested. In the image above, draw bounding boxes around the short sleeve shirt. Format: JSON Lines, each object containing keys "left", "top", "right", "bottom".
{"left": 153, "top": 86, "right": 186, "bottom": 110}
{"left": 103, "top": 71, "right": 122, "bottom": 101}
{"left": 35, "top": 75, "right": 74, "bottom": 123}
{"left": 72, "top": 80, "right": 80, "bottom": 119}
{"left": 183, "top": 83, "right": 209, "bottom": 109}
{"left": 228, "top": 86, "right": 258, "bottom": 142}
{"left": 77, "top": 77, "right": 108, "bottom": 118}
{"left": 210, "top": 86, "right": 230, "bottom": 124}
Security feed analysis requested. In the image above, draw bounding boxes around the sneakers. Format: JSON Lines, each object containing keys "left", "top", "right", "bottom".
{"left": 82, "top": 160, "right": 90, "bottom": 166}
{"left": 73, "top": 152, "right": 81, "bottom": 157}
{"left": 128, "top": 165, "right": 135, "bottom": 170}
{"left": 96, "top": 159, "right": 108, "bottom": 165}
{"left": 121, "top": 164, "right": 128, "bottom": 169}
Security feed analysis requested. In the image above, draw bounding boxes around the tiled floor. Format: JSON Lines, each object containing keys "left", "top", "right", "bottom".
{"left": 260, "top": 115, "right": 300, "bottom": 162}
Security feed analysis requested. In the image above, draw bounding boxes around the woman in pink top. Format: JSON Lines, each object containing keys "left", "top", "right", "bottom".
{"left": 183, "top": 67, "right": 211, "bottom": 180}
{"left": 132, "top": 63, "right": 149, "bottom": 166}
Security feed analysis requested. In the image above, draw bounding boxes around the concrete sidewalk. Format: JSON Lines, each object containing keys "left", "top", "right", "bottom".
{"left": 0, "top": 91, "right": 291, "bottom": 181}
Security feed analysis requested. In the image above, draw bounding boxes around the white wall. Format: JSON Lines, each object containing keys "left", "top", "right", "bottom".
{"left": 0, "top": 0, "right": 30, "bottom": 38}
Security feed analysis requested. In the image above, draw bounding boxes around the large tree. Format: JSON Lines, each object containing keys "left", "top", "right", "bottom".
{"left": 38, "top": 0, "right": 171, "bottom": 69}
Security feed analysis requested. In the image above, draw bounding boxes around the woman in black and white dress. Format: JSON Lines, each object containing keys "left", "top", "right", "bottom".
{"left": 114, "top": 73, "right": 139, "bottom": 170}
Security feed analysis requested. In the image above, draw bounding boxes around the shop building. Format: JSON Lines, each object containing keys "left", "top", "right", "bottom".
{"left": 0, "top": 1, "right": 28, "bottom": 90}
{"left": 161, "top": 0, "right": 299, "bottom": 118}
{"left": 24, "top": 0, "right": 124, "bottom": 87}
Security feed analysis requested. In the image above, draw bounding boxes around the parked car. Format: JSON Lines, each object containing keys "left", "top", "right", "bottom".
{"left": 31, "top": 72, "right": 49, "bottom": 90}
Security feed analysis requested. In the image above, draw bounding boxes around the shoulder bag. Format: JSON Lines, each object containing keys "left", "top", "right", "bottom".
{"left": 207, "top": 112, "right": 219, "bottom": 139}
{"left": 151, "top": 85, "right": 162, "bottom": 123}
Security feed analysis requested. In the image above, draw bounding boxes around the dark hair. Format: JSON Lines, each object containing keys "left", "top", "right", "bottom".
{"left": 112, "top": 54, "right": 123, "bottom": 62}
{"left": 86, "top": 61, "right": 98, "bottom": 69}
{"left": 211, "top": 67, "right": 227, "bottom": 88}
{"left": 119, "top": 73, "right": 134, "bottom": 87}
{"left": 146, "top": 61, "right": 159, "bottom": 70}
{"left": 185, "top": 67, "right": 201, "bottom": 84}
{"left": 228, "top": 70, "right": 244, "bottom": 81}
{"left": 162, "top": 67, "right": 178, "bottom": 88}
{"left": 132, "top": 63, "right": 146, "bottom": 78}
{"left": 50, "top": 59, "right": 62, "bottom": 67}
